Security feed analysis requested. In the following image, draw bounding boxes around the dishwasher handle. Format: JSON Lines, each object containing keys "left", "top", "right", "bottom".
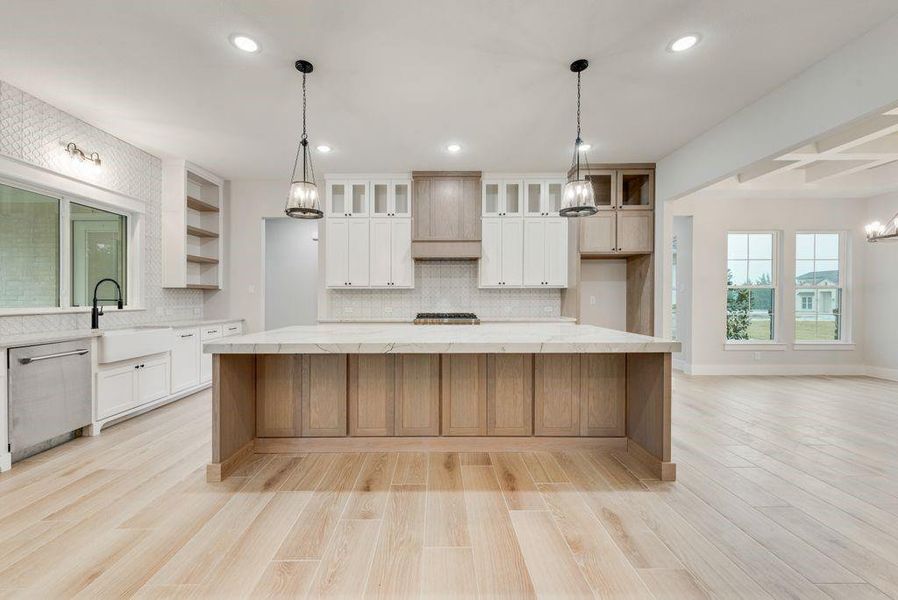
{"left": 18, "top": 349, "right": 89, "bottom": 365}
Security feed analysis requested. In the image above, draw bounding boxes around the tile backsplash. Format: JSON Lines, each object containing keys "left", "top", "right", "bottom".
{"left": 327, "top": 261, "right": 561, "bottom": 320}
{"left": 0, "top": 80, "right": 203, "bottom": 338}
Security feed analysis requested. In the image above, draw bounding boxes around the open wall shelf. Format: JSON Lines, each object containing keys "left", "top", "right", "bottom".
{"left": 163, "top": 160, "right": 225, "bottom": 290}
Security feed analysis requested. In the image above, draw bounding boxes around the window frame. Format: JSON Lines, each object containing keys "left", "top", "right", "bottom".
{"left": 725, "top": 230, "right": 780, "bottom": 345}
{"left": 793, "top": 230, "right": 850, "bottom": 345}
{"left": 0, "top": 173, "right": 143, "bottom": 316}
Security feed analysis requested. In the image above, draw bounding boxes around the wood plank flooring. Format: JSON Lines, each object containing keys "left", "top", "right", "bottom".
{"left": 1, "top": 373, "right": 898, "bottom": 598}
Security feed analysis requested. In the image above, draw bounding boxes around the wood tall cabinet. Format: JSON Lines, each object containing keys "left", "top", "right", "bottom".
{"left": 563, "top": 163, "right": 657, "bottom": 336}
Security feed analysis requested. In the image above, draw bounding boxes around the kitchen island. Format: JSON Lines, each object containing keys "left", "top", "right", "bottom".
{"left": 204, "top": 323, "right": 680, "bottom": 481}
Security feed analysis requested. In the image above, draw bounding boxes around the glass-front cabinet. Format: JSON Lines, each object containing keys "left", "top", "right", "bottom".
{"left": 584, "top": 170, "right": 616, "bottom": 210}
{"left": 370, "top": 180, "right": 411, "bottom": 217}
{"left": 524, "top": 179, "right": 565, "bottom": 217}
{"left": 617, "top": 170, "right": 654, "bottom": 210}
{"left": 327, "top": 181, "right": 369, "bottom": 217}
{"left": 482, "top": 179, "right": 523, "bottom": 216}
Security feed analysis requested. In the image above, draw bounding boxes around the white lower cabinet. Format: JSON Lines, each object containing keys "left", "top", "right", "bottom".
{"left": 523, "top": 218, "right": 568, "bottom": 287}
{"left": 171, "top": 328, "right": 200, "bottom": 393}
{"left": 370, "top": 218, "right": 413, "bottom": 288}
{"left": 200, "top": 325, "right": 222, "bottom": 384}
{"left": 326, "top": 218, "right": 370, "bottom": 288}
{"left": 97, "top": 354, "right": 170, "bottom": 420}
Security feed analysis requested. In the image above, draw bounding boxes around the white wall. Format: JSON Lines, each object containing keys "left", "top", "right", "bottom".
{"left": 204, "top": 179, "right": 322, "bottom": 333}
{"left": 669, "top": 195, "right": 868, "bottom": 375}
{"left": 864, "top": 192, "right": 898, "bottom": 380}
{"left": 0, "top": 80, "right": 203, "bottom": 337}
{"left": 672, "top": 216, "right": 693, "bottom": 370}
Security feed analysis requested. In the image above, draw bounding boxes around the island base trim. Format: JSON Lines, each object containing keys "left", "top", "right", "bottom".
{"left": 627, "top": 438, "right": 676, "bottom": 481}
{"left": 253, "top": 436, "right": 627, "bottom": 454}
{"left": 206, "top": 439, "right": 255, "bottom": 482}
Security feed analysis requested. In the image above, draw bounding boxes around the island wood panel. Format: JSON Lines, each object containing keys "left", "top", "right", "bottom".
{"left": 487, "top": 354, "right": 533, "bottom": 436}
{"left": 580, "top": 354, "right": 626, "bottom": 437}
{"left": 394, "top": 354, "right": 441, "bottom": 436}
{"left": 348, "top": 355, "right": 395, "bottom": 436}
{"left": 626, "top": 254, "right": 654, "bottom": 336}
{"left": 255, "top": 355, "right": 301, "bottom": 437}
{"left": 209, "top": 354, "right": 256, "bottom": 481}
{"left": 441, "top": 354, "right": 488, "bottom": 436}
{"left": 300, "top": 354, "right": 348, "bottom": 437}
{"left": 534, "top": 354, "right": 581, "bottom": 436}
{"left": 626, "top": 352, "right": 673, "bottom": 480}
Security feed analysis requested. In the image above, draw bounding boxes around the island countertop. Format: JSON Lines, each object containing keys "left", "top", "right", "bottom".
{"left": 203, "top": 322, "right": 681, "bottom": 354}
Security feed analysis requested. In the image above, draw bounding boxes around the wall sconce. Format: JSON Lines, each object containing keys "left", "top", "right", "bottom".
{"left": 65, "top": 142, "right": 102, "bottom": 168}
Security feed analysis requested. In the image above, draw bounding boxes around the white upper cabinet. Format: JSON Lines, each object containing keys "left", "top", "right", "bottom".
{"left": 524, "top": 179, "right": 565, "bottom": 217}
{"left": 523, "top": 218, "right": 568, "bottom": 287}
{"left": 482, "top": 179, "right": 523, "bottom": 216}
{"left": 371, "top": 180, "right": 411, "bottom": 217}
{"left": 325, "top": 218, "right": 370, "bottom": 288}
{"left": 327, "top": 180, "right": 369, "bottom": 217}
{"left": 369, "top": 219, "right": 413, "bottom": 288}
{"left": 480, "top": 217, "right": 524, "bottom": 287}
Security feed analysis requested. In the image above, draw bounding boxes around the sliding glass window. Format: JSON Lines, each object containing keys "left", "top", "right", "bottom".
{"left": 0, "top": 182, "right": 60, "bottom": 308}
{"left": 70, "top": 203, "right": 127, "bottom": 307}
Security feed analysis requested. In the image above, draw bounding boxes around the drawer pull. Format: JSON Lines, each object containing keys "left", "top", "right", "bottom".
{"left": 18, "top": 349, "right": 88, "bottom": 364}
{"left": 180, "top": 333, "right": 194, "bottom": 338}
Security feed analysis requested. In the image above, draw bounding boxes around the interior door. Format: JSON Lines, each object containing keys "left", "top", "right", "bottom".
{"left": 390, "top": 220, "right": 413, "bottom": 287}
{"left": 325, "top": 219, "right": 349, "bottom": 287}
{"left": 500, "top": 218, "right": 524, "bottom": 286}
{"left": 523, "top": 219, "right": 546, "bottom": 286}
{"left": 479, "top": 218, "right": 501, "bottom": 287}
{"left": 369, "top": 218, "right": 393, "bottom": 286}
{"left": 347, "top": 219, "right": 370, "bottom": 286}
{"left": 544, "top": 218, "right": 567, "bottom": 286}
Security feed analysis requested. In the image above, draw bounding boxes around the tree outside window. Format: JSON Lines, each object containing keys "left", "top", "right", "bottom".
{"left": 726, "top": 233, "right": 775, "bottom": 341}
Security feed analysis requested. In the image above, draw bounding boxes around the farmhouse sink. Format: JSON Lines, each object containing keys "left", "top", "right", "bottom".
{"left": 98, "top": 326, "right": 173, "bottom": 364}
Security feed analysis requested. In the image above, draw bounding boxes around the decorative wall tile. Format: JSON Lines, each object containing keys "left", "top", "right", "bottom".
{"left": 327, "top": 260, "right": 561, "bottom": 320}
{"left": 0, "top": 80, "right": 203, "bottom": 337}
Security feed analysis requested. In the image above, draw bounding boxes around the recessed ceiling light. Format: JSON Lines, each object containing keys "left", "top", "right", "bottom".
{"left": 668, "top": 34, "right": 700, "bottom": 53}
{"left": 447, "top": 144, "right": 461, "bottom": 153}
{"left": 577, "top": 142, "right": 591, "bottom": 152}
{"left": 229, "top": 34, "right": 260, "bottom": 53}
{"left": 316, "top": 145, "right": 332, "bottom": 153}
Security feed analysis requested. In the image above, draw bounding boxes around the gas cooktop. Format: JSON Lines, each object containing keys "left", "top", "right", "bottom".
{"left": 413, "top": 312, "right": 480, "bottom": 325}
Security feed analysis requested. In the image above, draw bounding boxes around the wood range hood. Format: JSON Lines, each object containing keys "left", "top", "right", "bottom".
{"left": 410, "top": 171, "right": 482, "bottom": 260}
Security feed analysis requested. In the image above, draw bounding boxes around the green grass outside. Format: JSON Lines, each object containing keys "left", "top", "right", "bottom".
{"left": 745, "top": 319, "right": 837, "bottom": 341}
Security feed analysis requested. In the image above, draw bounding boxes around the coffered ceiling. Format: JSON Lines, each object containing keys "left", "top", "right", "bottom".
{"left": 1, "top": 0, "right": 897, "bottom": 180}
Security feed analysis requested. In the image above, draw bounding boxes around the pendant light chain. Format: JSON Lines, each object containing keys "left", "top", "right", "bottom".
{"left": 576, "top": 70, "right": 581, "bottom": 140}
{"left": 290, "top": 70, "right": 316, "bottom": 185}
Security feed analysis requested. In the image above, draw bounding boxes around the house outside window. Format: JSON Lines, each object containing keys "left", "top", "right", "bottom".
{"left": 726, "top": 232, "right": 776, "bottom": 341}
{"left": 795, "top": 232, "right": 844, "bottom": 341}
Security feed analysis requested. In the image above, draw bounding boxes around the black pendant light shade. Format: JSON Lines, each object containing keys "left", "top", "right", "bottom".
{"left": 560, "top": 59, "right": 598, "bottom": 218}
{"left": 286, "top": 60, "right": 323, "bottom": 219}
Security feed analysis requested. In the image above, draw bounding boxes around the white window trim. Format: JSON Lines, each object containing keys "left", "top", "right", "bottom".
{"left": 793, "top": 230, "right": 850, "bottom": 345}
{"left": 0, "top": 159, "right": 145, "bottom": 317}
{"left": 725, "top": 230, "right": 780, "bottom": 344}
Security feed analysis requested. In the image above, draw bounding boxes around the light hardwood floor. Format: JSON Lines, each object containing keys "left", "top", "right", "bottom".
{"left": 1, "top": 373, "right": 898, "bottom": 598}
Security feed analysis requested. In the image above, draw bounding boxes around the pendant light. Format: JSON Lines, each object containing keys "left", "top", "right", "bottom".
{"left": 285, "top": 60, "right": 323, "bottom": 219}
{"left": 560, "top": 59, "right": 598, "bottom": 218}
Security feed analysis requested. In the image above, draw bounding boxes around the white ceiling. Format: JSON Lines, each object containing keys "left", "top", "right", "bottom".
{"left": 2, "top": 0, "right": 897, "bottom": 180}
{"left": 689, "top": 105, "right": 898, "bottom": 201}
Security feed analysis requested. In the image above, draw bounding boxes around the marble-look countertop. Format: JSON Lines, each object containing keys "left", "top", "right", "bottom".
{"left": 0, "top": 317, "right": 244, "bottom": 349}
{"left": 317, "top": 317, "right": 578, "bottom": 324}
{"left": 204, "top": 323, "right": 681, "bottom": 354}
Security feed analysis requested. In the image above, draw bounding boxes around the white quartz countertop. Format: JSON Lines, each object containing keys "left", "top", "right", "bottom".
{"left": 204, "top": 323, "right": 680, "bottom": 354}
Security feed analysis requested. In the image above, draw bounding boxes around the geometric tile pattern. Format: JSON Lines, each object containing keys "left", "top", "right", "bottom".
{"left": 0, "top": 80, "right": 203, "bottom": 338}
{"left": 328, "top": 260, "right": 561, "bottom": 320}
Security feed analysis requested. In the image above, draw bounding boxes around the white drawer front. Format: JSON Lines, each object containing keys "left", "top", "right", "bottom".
{"left": 223, "top": 322, "right": 243, "bottom": 336}
{"left": 201, "top": 326, "right": 222, "bottom": 341}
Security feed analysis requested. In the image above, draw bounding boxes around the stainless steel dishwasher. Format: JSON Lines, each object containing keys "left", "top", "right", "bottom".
{"left": 8, "top": 340, "right": 92, "bottom": 458}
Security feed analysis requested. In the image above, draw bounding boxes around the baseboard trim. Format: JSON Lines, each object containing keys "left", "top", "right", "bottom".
{"left": 866, "top": 366, "right": 898, "bottom": 382}
{"left": 206, "top": 440, "right": 255, "bottom": 482}
{"left": 686, "top": 364, "right": 868, "bottom": 376}
{"left": 90, "top": 382, "right": 212, "bottom": 435}
{"left": 254, "top": 436, "right": 628, "bottom": 454}
{"left": 627, "top": 438, "right": 676, "bottom": 481}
